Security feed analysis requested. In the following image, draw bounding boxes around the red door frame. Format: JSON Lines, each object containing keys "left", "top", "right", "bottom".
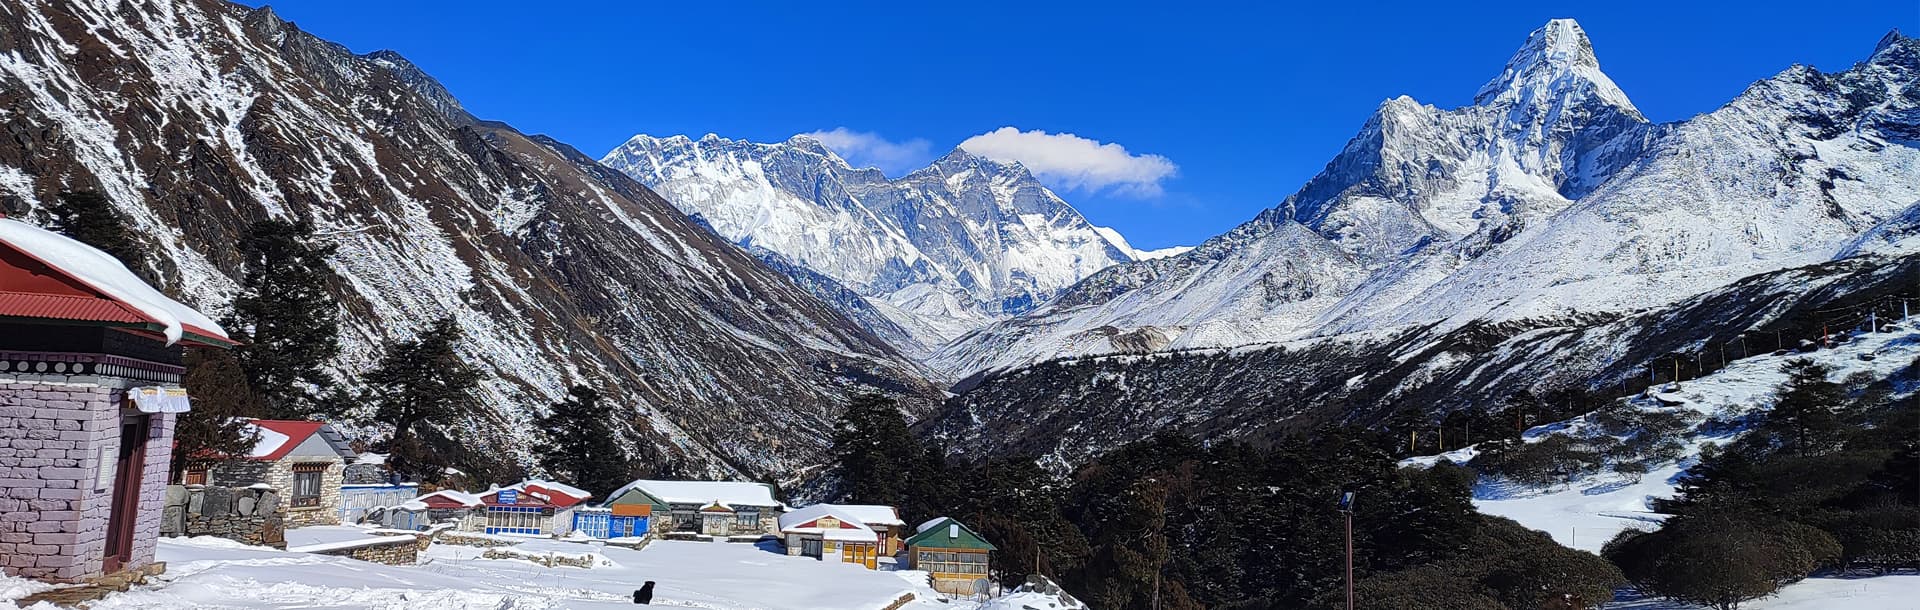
{"left": 103, "top": 413, "right": 149, "bottom": 573}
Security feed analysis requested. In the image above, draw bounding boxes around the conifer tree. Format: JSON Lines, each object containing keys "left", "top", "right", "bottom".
{"left": 1765, "top": 359, "right": 1844, "bottom": 456}
{"left": 831, "top": 393, "right": 921, "bottom": 510}
{"left": 46, "top": 190, "right": 148, "bottom": 279}
{"left": 363, "top": 317, "right": 478, "bottom": 479}
{"left": 538, "top": 385, "right": 631, "bottom": 496}
{"left": 227, "top": 218, "right": 342, "bottom": 418}
{"left": 172, "top": 347, "right": 261, "bottom": 480}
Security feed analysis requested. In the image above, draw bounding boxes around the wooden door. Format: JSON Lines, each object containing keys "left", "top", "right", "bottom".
{"left": 103, "top": 414, "right": 150, "bottom": 573}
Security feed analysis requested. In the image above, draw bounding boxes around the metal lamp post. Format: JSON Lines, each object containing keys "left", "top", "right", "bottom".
{"left": 1338, "top": 491, "right": 1355, "bottom": 610}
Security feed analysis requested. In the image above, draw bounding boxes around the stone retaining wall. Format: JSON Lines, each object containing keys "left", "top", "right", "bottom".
{"left": 480, "top": 547, "right": 598, "bottom": 568}
{"left": 433, "top": 531, "right": 521, "bottom": 548}
{"left": 306, "top": 536, "right": 421, "bottom": 566}
{"left": 161, "top": 485, "right": 286, "bottom": 549}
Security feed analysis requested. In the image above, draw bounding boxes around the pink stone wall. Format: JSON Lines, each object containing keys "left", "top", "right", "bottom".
{"left": 0, "top": 382, "right": 175, "bottom": 583}
{"left": 130, "top": 411, "right": 175, "bottom": 567}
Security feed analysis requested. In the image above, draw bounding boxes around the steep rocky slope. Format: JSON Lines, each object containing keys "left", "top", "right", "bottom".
{"left": 601, "top": 135, "right": 1141, "bottom": 357}
{"left": 933, "top": 22, "right": 1919, "bottom": 378}
{"left": 0, "top": 0, "right": 939, "bottom": 477}
{"left": 927, "top": 251, "right": 1919, "bottom": 469}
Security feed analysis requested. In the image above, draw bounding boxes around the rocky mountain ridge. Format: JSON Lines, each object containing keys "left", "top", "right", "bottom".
{"left": 0, "top": 0, "right": 940, "bottom": 478}
{"left": 600, "top": 133, "right": 1144, "bottom": 357}
{"left": 932, "top": 20, "right": 1919, "bottom": 379}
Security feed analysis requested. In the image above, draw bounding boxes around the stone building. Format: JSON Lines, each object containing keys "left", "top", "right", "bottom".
{"left": 195, "top": 420, "right": 357, "bottom": 528}
{"left": 602, "top": 479, "right": 785, "bottom": 538}
{"left": 0, "top": 217, "right": 234, "bottom": 583}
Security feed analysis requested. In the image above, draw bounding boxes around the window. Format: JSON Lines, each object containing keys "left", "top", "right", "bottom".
{"left": 486, "top": 506, "right": 548, "bottom": 535}
{"left": 736, "top": 510, "right": 759, "bottom": 527}
{"left": 183, "top": 468, "right": 208, "bottom": 486}
{"left": 918, "top": 550, "right": 989, "bottom": 575}
{"left": 672, "top": 508, "right": 698, "bottom": 531}
{"left": 291, "top": 463, "right": 325, "bottom": 508}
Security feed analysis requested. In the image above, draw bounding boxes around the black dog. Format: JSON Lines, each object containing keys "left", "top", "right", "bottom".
{"left": 633, "top": 581, "right": 655, "bottom": 604}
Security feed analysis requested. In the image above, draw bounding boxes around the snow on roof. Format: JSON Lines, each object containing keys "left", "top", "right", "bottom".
{"left": 245, "top": 423, "right": 292, "bottom": 459}
{"left": 825, "top": 504, "right": 903, "bottom": 527}
{"left": 0, "top": 217, "right": 227, "bottom": 345}
{"left": 915, "top": 517, "right": 950, "bottom": 534}
{"left": 778, "top": 504, "right": 878, "bottom": 542}
{"left": 416, "top": 489, "right": 483, "bottom": 508}
{"left": 608, "top": 479, "right": 781, "bottom": 507}
{"left": 239, "top": 420, "right": 355, "bottom": 461}
{"left": 523, "top": 480, "right": 590, "bottom": 500}
{"left": 486, "top": 480, "right": 591, "bottom": 507}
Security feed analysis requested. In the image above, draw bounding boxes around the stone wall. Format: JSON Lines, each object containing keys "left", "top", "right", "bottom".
{"left": 481, "top": 547, "right": 600, "bottom": 568}
{"left": 434, "top": 530, "right": 521, "bottom": 548}
{"left": 307, "top": 536, "right": 421, "bottom": 566}
{"left": 0, "top": 373, "right": 175, "bottom": 584}
{"left": 161, "top": 485, "right": 287, "bottom": 549}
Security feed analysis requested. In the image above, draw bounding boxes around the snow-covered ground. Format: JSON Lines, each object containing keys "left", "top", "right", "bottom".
{"left": 1602, "top": 574, "right": 1920, "bottom": 609}
{"left": 1402, "top": 322, "right": 1919, "bottom": 608}
{"left": 9, "top": 536, "right": 964, "bottom": 610}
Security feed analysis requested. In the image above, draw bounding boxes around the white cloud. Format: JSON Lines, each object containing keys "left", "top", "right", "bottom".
{"left": 958, "top": 127, "right": 1178, "bottom": 197}
{"left": 800, "top": 128, "right": 932, "bottom": 176}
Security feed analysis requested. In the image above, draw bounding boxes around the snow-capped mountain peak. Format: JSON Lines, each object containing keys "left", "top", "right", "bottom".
{"left": 1474, "top": 19, "right": 1639, "bottom": 119}
{"left": 600, "top": 134, "right": 1139, "bottom": 359}
{"left": 930, "top": 21, "right": 1916, "bottom": 379}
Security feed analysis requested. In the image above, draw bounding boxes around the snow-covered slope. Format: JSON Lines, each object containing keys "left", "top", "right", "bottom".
{"left": 601, "top": 134, "right": 1139, "bottom": 355}
{"left": 0, "top": 0, "right": 938, "bottom": 476}
{"left": 934, "top": 21, "right": 1919, "bottom": 378}
{"left": 1407, "top": 323, "right": 1920, "bottom": 553}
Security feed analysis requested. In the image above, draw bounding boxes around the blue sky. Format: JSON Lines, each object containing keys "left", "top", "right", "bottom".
{"left": 245, "top": 1, "right": 1916, "bottom": 249}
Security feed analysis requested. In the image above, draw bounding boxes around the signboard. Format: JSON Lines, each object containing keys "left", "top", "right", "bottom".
{"left": 93, "top": 445, "right": 114, "bottom": 492}
{"left": 497, "top": 489, "right": 519, "bottom": 505}
{"left": 817, "top": 517, "right": 841, "bottom": 530}
{"left": 612, "top": 504, "right": 651, "bottom": 517}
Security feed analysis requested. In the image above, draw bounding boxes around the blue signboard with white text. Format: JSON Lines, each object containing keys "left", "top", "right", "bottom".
{"left": 498, "top": 489, "right": 518, "bottom": 505}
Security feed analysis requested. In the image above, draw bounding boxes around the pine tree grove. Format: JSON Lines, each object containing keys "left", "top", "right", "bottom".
{"left": 227, "top": 218, "right": 342, "bottom": 419}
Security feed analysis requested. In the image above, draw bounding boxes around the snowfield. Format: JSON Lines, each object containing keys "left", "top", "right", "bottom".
{"left": 12, "top": 537, "right": 961, "bottom": 610}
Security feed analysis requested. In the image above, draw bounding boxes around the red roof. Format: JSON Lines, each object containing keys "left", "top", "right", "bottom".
{"left": 481, "top": 481, "right": 591, "bottom": 508}
{"left": 526, "top": 483, "right": 591, "bottom": 508}
{"left": 0, "top": 291, "right": 149, "bottom": 324}
{"left": 0, "top": 225, "right": 233, "bottom": 348}
{"left": 249, "top": 420, "right": 327, "bottom": 461}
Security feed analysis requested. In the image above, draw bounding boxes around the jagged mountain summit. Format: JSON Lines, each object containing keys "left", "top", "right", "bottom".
{"left": 600, "top": 134, "right": 1145, "bottom": 357}
{"left": 0, "top": 0, "right": 940, "bottom": 477}
{"left": 932, "top": 19, "right": 1920, "bottom": 378}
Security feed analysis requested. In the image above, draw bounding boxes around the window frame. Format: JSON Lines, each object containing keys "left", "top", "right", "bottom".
{"left": 290, "top": 463, "right": 326, "bottom": 508}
